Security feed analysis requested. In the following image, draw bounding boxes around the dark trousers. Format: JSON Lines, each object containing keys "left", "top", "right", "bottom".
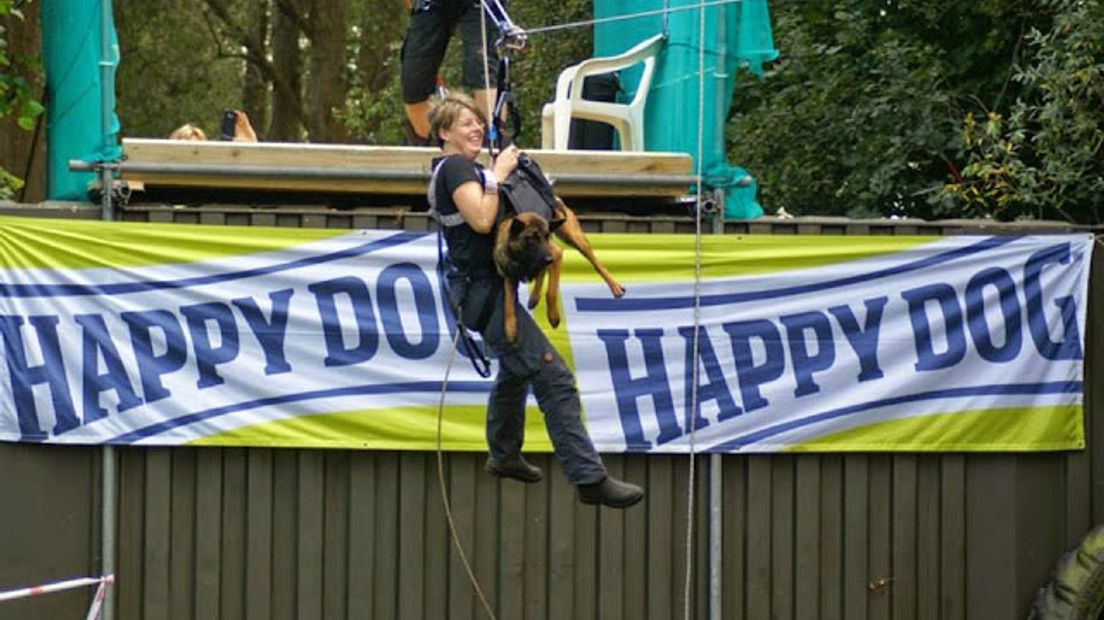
{"left": 477, "top": 286, "right": 607, "bottom": 486}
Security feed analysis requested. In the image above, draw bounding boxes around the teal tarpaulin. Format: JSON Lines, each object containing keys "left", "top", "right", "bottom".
{"left": 41, "top": 0, "right": 122, "bottom": 200}
{"left": 595, "top": 0, "right": 777, "bottom": 219}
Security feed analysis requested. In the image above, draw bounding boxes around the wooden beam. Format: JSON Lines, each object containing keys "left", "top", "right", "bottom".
{"left": 120, "top": 139, "right": 694, "bottom": 199}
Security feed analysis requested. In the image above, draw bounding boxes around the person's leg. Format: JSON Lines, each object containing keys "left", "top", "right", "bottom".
{"left": 458, "top": 1, "right": 499, "bottom": 122}
{"left": 400, "top": 1, "right": 454, "bottom": 142}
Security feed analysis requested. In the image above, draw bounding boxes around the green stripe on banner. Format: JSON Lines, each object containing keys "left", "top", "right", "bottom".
{"left": 0, "top": 216, "right": 344, "bottom": 269}
{"left": 190, "top": 405, "right": 556, "bottom": 452}
{"left": 556, "top": 234, "right": 936, "bottom": 284}
{"left": 787, "top": 405, "right": 1084, "bottom": 453}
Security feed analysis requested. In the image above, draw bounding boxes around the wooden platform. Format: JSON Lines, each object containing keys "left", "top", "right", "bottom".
{"left": 120, "top": 139, "right": 696, "bottom": 200}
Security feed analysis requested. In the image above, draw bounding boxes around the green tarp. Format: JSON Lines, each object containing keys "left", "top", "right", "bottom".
{"left": 41, "top": 0, "right": 122, "bottom": 200}
{"left": 595, "top": 0, "right": 777, "bottom": 218}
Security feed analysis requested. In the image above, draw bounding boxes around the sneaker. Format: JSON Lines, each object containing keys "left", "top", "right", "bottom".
{"left": 577, "top": 476, "right": 644, "bottom": 508}
{"left": 485, "top": 455, "right": 543, "bottom": 483}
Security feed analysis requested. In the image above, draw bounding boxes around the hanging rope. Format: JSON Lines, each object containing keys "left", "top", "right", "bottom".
{"left": 682, "top": 0, "right": 709, "bottom": 617}
{"left": 435, "top": 329, "right": 497, "bottom": 620}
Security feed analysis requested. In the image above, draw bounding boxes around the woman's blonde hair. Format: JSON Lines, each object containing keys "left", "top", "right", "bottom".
{"left": 428, "top": 93, "right": 488, "bottom": 147}
{"left": 169, "top": 123, "right": 207, "bottom": 141}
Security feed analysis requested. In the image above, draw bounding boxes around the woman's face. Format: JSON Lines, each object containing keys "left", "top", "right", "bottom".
{"left": 439, "top": 107, "right": 485, "bottom": 160}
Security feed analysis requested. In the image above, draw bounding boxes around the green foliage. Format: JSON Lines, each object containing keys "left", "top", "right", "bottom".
{"left": 942, "top": 0, "right": 1104, "bottom": 222}
{"left": 0, "top": 0, "right": 42, "bottom": 200}
{"left": 727, "top": 0, "right": 1042, "bottom": 219}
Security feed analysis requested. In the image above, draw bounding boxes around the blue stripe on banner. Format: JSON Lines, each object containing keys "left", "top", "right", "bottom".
{"left": 711, "top": 381, "right": 1082, "bottom": 452}
{"left": 0, "top": 231, "right": 426, "bottom": 298}
{"left": 575, "top": 235, "right": 1019, "bottom": 312}
{"left": 100, "top": 380, "right": 494, "bottom": 444}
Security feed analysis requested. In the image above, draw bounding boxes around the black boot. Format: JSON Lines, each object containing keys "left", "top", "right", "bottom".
{"left": 485, "top": 455, "right": 543, "bottom": 483}
{"left": 577, "top": 476, "right": 644, "bottom": 508}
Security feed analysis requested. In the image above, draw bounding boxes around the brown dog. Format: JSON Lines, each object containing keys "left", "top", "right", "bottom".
{"left": 493, "top": 199, "right": 625, "bottom": 343}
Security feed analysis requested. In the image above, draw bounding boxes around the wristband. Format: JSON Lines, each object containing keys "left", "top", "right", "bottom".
{"left": 481, "top": 170, "right": 499, "bottom": 194}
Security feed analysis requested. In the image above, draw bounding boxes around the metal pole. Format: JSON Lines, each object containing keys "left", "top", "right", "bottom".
{"left": 99, "top": 4, "right": 118, "bottom": 616}
{"left": 709, "top": 9, "right": 727, "bottom": 619}
{"left": 99, "top": 0, "right": 115, "bottom": 221}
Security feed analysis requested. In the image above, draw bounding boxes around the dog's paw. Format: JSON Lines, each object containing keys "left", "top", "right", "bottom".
{"left": 609, "top": 281, "right": 626, "bottom": 298}
{"left": 527, "top": 291, "right": 541, "bottom": 310}
{"left": 547, "top": 307, "right": 561, "bottom": 329}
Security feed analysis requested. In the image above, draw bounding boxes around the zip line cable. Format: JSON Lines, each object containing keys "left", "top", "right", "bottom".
{"left": 683, "top": 1, "right": 709, "bottom": 618}
{"left": 524, "top": 0, "right": 743, "bottom": 37}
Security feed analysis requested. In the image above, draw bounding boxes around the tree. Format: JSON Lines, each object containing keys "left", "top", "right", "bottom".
{"left": 726, "top": 0, "right": 1037, "bottom": 219}
{"left": 942, "top": 0, "right": 1104, "bottom": 223}
{"left": 0, "top": 0, "right": 44, "bottom": 200}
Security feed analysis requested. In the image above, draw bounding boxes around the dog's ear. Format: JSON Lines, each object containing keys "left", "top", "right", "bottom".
{"left": 510, "top": 218, "right": 525, "bottom": 237}
{"left": 549, "top": 217, "right": 566, "bottom": 233}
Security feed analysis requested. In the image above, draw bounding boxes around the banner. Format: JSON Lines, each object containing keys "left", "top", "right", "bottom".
{"left": 0, "top": 216, "right": 1092, "bottom": 452}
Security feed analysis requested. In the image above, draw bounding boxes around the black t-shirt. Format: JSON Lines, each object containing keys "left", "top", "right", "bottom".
{"left": 433, "top": 154, "right": 498, "bottom": 280}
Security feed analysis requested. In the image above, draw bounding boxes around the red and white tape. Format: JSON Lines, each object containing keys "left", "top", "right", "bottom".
{"left": 0, "top": 574, "right": 114, "bottom": 619}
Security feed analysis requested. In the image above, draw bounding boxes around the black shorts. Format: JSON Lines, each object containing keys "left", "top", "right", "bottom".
{"left": 400, "top": 0, "right": 502, "bottom": 103}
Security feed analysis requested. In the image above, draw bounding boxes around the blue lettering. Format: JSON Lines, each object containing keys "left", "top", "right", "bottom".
{"left": 780, "top": 311, "right": 835, "bottom": 398}
{"left": 309, "top": 277, "right": 379, "bottom": 367}
{"left": 828, "top": 296, "right": 887, "bottom": 382}
{"left": 596, "top": 328, "right": 678, "bottom": 449}
{"left": 74, "top": 314, "right": 141, "bottom": 423}
{"left": 0, "top": 315, "right": 77, "bottom": 439}
{"left": 122, "top": 310, "right": 188, "bottom": 404}
{"left": 722, "top": 319, "right": 784, "bottom": 413}
{"left": 964, "top": 268, "right": 1022, "bottom": 363}
{"left": 677, "top": 326, "right": 739, "bottom": 428}
{"left": 377, "top": 263, "right": 439, "bottom": 360}
{"left": 181, "top": 302, "right": 241, "bottom": 389}
{"left": 233, "top": 289, "right": 294, "bottom": 375}
{"left": 901, "top": 284, "right": 966, "bottom": 371}
{"left": 1024, "top": 243, "right": 1083, "bottom": 360}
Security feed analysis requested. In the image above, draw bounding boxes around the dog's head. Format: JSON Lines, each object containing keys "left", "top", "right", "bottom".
{"left": 496, "top": 212, "right": 564, "bottom": 281}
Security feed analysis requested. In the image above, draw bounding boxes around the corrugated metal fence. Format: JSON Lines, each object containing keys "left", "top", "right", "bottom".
{"left": 0, "top": 204, "right": 1099, "bottom": 619}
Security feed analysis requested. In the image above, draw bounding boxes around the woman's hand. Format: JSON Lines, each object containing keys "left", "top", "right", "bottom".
{"left": 492, "top": 145, "right": 520, "bottom": 183}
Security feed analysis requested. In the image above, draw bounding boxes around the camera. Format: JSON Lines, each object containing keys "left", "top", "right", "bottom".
{"left": 219, "top": 110, "right": 238, "bottom": 141}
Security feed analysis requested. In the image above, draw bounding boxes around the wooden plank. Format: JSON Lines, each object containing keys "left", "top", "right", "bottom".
{"left": 117, "top": 449, "right": 146, "bottom": 620}
{"left": 322, "top": 451, "right": 349, "bottom": 620}
{"left": 745, "top": 456, "right": 772, "bottom": 618}
{"left": 498, "top": 474, "right": 527, "bottom": 619}
{"left": 194, "top": 449, "right": 223, "bottom": 619}
{"left": 722, "top": 456, "right": 746, "bottom": 620}
{"left": 347, "top": 453, "right": 376, "bottom": 619}
{"left": 1014, "top": 456, "right": 1066, "bottom": 617}
{"left": 916, "top": 456, "right": 941, "bottom": 620}
{"left": 398, "top": 452, "right": 426, "bottom": 620}
{"left": 940, "top": 456, "right": 966, "bottom": 620}
{"left": 548, "top": 457, "right": 577, "bottom": 620}
{"left": 447, "top": 454, "right": 479, "bottom": 620}
{"left": 842, "top": 456, "right": 868, "bottom": 620}
{"left": 598, "top": 456, "right": 627, "bottom": 620}
{"left": 647, "top": 456, "right": 674, "bottom": 620}
{"left": 169, "top": 449, "right": 197, "bottom": 620}
{"left": 220, "top": 448, "right": 247, "bottom": 620}
{"left": 474, "top": 459, "right": 501, "bottom": 619}
{"left": 867, "top": 455, "right": 891, "bottom": 619}
{"left": 270, "top": 450, "right": 298, "bottom": 620}
{"left": 121, "top": 139, "right": 694, "bottom": 198}
{"left": 523, "top": 454, "right": 551, "bottom": 620}
{"left": 623, "top": 455, "right": 649, "bottom": 620}
{"left": 1089, "top": 246, "right": 1104, "bottom": 524}
{"left": 245, "top": 449, "right": 274, "bottom": 620}
{"left": 296, "top": 452, "right": 325, "bottom": 619}
{"left": 771, "top": 457, "right": 795, "bottom": 620}
{"left": 794, "top": 455, "right": 821, "bottom": 620}
{"left": 574, "top": 483, "right": 600, "bottom": 619}
{"left": 820, "top": 455, "right": 844, "bottom": 620}
{"left": 964, "top": 456, "right": 1017, "bottom": 620}
{"left": 423, "top": 452, "right": 449, "bottom": 620}
{"left": 373, "top": 454, "right": 401, "bottom": 620}
{"left": 669, "top": 456, "right": 693, "bottom": 620}
{"left": 891, "top": 455, "right": 918, "bottom": 620}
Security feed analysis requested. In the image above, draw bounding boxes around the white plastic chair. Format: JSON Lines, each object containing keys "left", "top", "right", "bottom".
{"left": 541, "top": 33, "right": 665, "bottom": 151}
